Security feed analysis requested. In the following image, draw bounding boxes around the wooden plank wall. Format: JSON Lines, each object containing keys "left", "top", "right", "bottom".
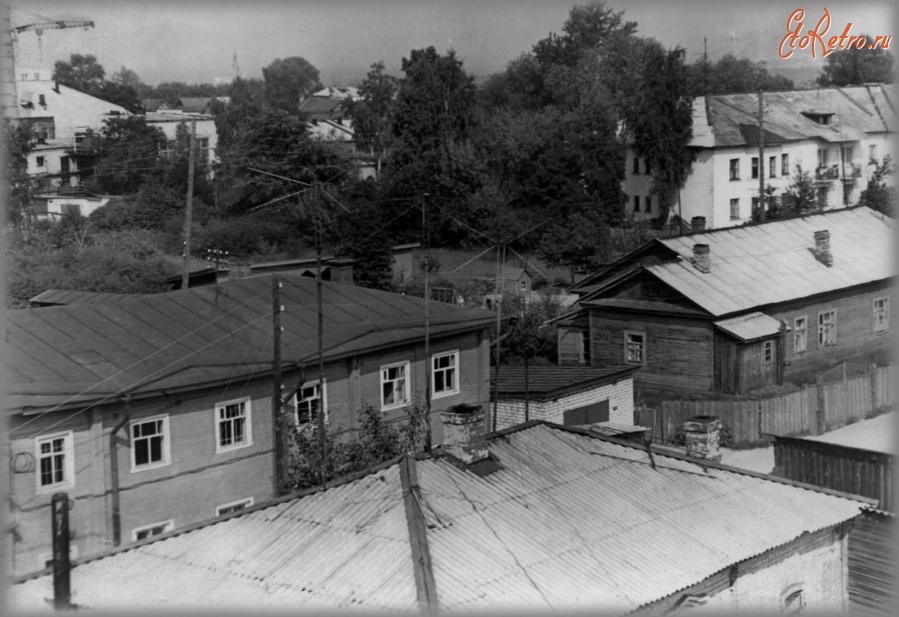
{"left": 848, "top": 511, "right": 896, "bottom": 614}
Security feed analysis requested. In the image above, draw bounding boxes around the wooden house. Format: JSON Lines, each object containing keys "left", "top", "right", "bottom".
{"left": 558, "top": 207, "right": 893, "bottom": 394}
{"left": 4, "top": 274, "right": 496, "bottom": 575}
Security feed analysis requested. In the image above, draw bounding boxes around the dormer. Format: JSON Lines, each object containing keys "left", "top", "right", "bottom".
{"left": 801, "top": 110, "right": 834, "bottom": 126}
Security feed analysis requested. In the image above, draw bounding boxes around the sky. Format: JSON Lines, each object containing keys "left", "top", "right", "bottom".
{"left": 9, "top": 1, "right": 896, "bottom": 86}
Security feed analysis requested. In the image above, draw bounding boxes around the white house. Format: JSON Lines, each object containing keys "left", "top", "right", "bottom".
{"left": 624, "top": 85, "right": 896, "bottom": 228}
{"left": 145, "top": 110, "right": 219, "bottom": 175}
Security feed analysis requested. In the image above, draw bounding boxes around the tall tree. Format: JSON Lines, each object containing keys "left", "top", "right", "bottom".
{"left": 4, "top": 118, "right": 34, "bottom": 232}
{"left": 687, "top": 54, "right": 794, "bottom": 96}
{"left": 262, "top": 56, "right": 322, "bottom": 113}
{"left": 52, "top": 54, "right": 142, "bottom": 112}
{"left": 858, "top": 156, "right": 895, "bottom": 216}
{"left": 345, "top": 61, "right": 398, "bottom": 179}
{"left": 91, "top": 116, "right": 167, "bottom": 194}
{"left": 817, "top": 39, "right": 895, "bottom": 86}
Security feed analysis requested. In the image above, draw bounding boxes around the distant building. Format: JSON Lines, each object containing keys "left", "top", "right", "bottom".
{"left": 145, "top": 109, "right": 219, "bottom": 174}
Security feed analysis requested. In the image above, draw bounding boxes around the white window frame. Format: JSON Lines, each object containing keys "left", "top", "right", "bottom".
{"left": 818, "top": 310, "right": 837, "bottom": 348}
{"left": 729, "top": 158, "right": 740, "bottom": 180}
{"left": 129, "top": 415, "right": 171, "bottom": 473}
{"left": 729, "top": 198, "right": 740, "bottom": 220}
{"left": 131, "top": 520, "right": 174, "bottom": 542}
{"left": 35, "top": 431, "right": 75, "bottom": 493}
{"left": 782, "top": 153, "right": 790, "bottom": 175}
{"left": 215, "top": 497, "right": 254, "bottom": 517}
{"left": 763, "top": 340, "right": 774, "bottom": 364}
{"left": 751, "top": 156, "right": 759, "bottom": 179}
{"left": 769, "top": 155, "right": 776, "bottom": 178}
{"left": 380, "top": 361, "right": 411, "bottom": 410}
{"left": 431, "top": 350, "right": 460, "bottom": 399}
{"left": 873, "top": 297, "right": 889, "bottom": 334}
{"left": 794, "top": 316, "right": 807, "bottom": 355}
{"left": 625, "top": 331, "right": 646, "bottom": 365}
{"left": 292, "top": 379, "right": 328, "bottom": 427}
{"left": 214, "top": 397, "right": 253, "bottom": 454}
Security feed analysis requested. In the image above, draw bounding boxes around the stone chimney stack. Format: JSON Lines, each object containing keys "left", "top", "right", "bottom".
{"left": 681, "top": 416, "right": 722, "bottom": 462}
{"left": 690, "top": 216, "right": 706, "bottom": 232}
{"left": 441, "top": 404, "right": 489, "bottom": 464}
{"left": 813, "top": 230, "right": 833, "bottom": 267}
{"left": 327, "top": 258, "right": 356, "bottom": 285}
{"left": 692, "top": 244, "right": 710, "bottom": 274}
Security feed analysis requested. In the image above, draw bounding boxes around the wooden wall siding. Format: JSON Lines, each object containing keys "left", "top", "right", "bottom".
{"left": 737, "top": 338, "right": 779, "bottom": 393}
{"left": 765, "top": 281, "right": 893, "bottom": 383}
{"left": 713, "top": 332, "right": 739, "bottom": 394}
{"left": 590, "top": 311, "right": 714, "bottom": 391}
{"left": 557, "top": 327, "right": 586, "bottom": 366}
{"left": 636, "top": 365, "right": 897, "bottom": 447}
{"left": 773, "top": 437, "right": 894, "bottom": 511}
{"left": 848, "top": 511, "right": 896, "bottom": 613}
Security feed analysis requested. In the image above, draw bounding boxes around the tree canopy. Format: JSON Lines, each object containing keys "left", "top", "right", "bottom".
{"left": 262, "top": 56, "right": 323, "bottom": 113}
{"left": 686, "top": 54, "right": 794, "bottom": 96}
{"left": 52, "top": 54, "right": 143, "bottom": 112}
{"left": 816, "top": 39, "right": 895, "bottom": 86}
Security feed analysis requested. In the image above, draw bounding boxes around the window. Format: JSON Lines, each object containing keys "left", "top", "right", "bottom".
{"left": 519, "top": 280, "right": 527, "bottom": 292}
{"left": 35, "top": 156, "right": 45, "bottom": 167}
{"left": 293, "top": 381, "right": 327, "bottom": 426}
{"left": 818, "top": 310, "right": 836, "bottom": 347}
{"left": 432, "top": 351, "right": 459, "bottom": 398}
{"left": 782, "top": 153, "right": 790, "bottom": 175}
{"left": 35, "top": 432, "right": 75, "bottom": 492}
{"left": 794, "top": 316, "right": 807, "bottom": 354}
{"left": 751, "top": 196, "right": 760, "bottom": 214}
{"left": 130, "top": 416, "right": 170, "bottom": 471}
{"left": 625, "top": 331, "right": 645, "bottom": 364}
{"left": 132, "top": 520, "right": 173, "bottom": 542}
{"left": 751, "top": 157, "right": 759, "bottom": 179}
{"left": 817, "top": 148, "right": 828, "bottom": 166}
{"left": 817, "top": 186, "right": 828, "bottom": 208}
{"left": 645, "top": 195, "right": 652, "bottom": 212}
{"left": 869, "top": 144, "right": 877, "bottom": 163}
{"left": 730, "top": 198, "right": 740, "bottom": 220}
{"left": 841, "top": 145, "right": 854, "bottom": 164}
{"left": 581, "top": 330, "right": 591, "bottom": 364}
{"left": 769, "top": 156, "right": 777, "bottom": 178}
{"left": 632, "top": 156, "right": 640, "bottom": 174}
{"left": 381, "top": 362, "right": 410, "bottom": 409}
{"left": 873, "top": 297, "right": 889, "bottom": 333}
{"left": 215, "top": 398, "right": 252, "bottom": 453}
{"left": 763, "top": 340, "right": 774, "bottom": 364}
{"left": 216, "top": 497, "right": 254, "bottom": 516}
{"left": 729, "top": 158, "right": 740, "bottom": 180}
{"left": 634, "top": 195, "right": 640, "bottom": 211}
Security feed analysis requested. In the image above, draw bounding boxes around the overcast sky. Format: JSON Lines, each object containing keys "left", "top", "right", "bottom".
{"left": 10, "top": 1, "right": 895, "bottom": 86}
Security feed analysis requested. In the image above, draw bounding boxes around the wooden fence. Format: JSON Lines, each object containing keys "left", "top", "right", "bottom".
{"left": 772, "top": 436, "right": 894, "bottom": 511}
{"left": 635, "top": 363, "right": 896, "bottom": 447}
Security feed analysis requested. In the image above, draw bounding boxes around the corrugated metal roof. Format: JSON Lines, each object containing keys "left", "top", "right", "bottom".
{"left": 10, "top": 424, "right": 866, "bottom": 612}
{"left": 5, "top": 274, "right": 496, "bottom": 412}
{"left": 714, "top": 312, "right": 781, "bottom": 342}
{"left": 491, "top": 366, "right": 635, "bottom": 399}
{"left": 647, "top": 207, "right": 893, "bottom": 316}
{"left": 28, "top": 289, "right": 142, "bottom": 306}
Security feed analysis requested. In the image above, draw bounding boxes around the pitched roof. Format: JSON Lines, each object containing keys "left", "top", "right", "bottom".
{"left": 28, "top": 289, "right": 142, "bottom": 307}
{"left": 10, "top": 423, "right": 867, "bottom": 612}
{"left": 298, "top": 97, "right": 344, "bottom": 115}
{"left": 177, "top": 97, "right": 213, "bottom": 112}
{"left": 5, "top": 274, "right": 496, "bottom": 413}
{"left": 714, "top": 311, "right": 782, "bottom": 342}
{"left": 491, "top": 366, "right": 636, "bottom": 400}
{"left": 646, "top": 207, "right": 893, "bottom": 316}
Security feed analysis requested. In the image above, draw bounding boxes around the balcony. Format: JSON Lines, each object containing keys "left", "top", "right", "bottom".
{"left": 815, "top": 164, "right": 840, "bottom": 182}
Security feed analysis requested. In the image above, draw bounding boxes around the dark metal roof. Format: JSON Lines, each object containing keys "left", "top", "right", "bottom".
{"left": 6, "top": 274, "right": 496, "bottom": 413}
{"left": 491, "top": 365, "right": 637, "bottom": 400}
{"left": 28, "top": 289, "right": 142, "bottom": 306}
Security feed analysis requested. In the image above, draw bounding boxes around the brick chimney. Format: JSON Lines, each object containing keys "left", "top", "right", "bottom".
{"left": 681, "top": 416, "right": 722, "bottom": 462}
{"left": 327, "top": 258, "right": 355, "bottom": 285}
{"left": 690, "top": 216, "right": 706, "bottom": 232}
{"left": 441, "top": 404, "right": 489, "bottom": 464}
{"left": 813, "top": 230, "right": 833, "bottom": 267}
{"left": 227, "top": 261, "right": 253, "bottom": 281}
{"left": 691, "top": 244, "right": 710, "bottom": 273}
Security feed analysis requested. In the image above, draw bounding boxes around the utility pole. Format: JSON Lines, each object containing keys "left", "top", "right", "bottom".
{"left": 491, "top": 244, "right": 507, "bottom": 432}
{"left": 703, "top": 36, "right": 708, "bottom": 98}
{"left": 50, "top": 493, "right": 71, "bottom": 611}
{"left": 758, "top": 87, "right": 766, "bottom": 223}
{"left": 422, "top": 192, "right": 432, "bottom": 451}
{"left": 271, "top": 277, "right": 283, "bottom": 496}
{"left": 314, "top": 187, "right": 327, "bottom": 486}
{"left": 181, "top": 116, "right": 197, "bottom": 289}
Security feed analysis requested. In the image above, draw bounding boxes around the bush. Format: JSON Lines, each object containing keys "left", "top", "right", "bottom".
{"left": 194, "top": 214, "right": 298, "bottom": 258}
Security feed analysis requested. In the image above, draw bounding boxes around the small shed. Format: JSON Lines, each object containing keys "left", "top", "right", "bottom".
{"left": 391, "top": 242, "right": 419, "bottom": 284}
{"left": 490, "top": 365, "right": 638, "bottom": 430}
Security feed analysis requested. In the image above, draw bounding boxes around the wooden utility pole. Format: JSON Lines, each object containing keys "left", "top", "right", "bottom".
{"left": 272, "top": 277, "right": 283, "bottom": 496}
{"left": 181, "top": 116, "right": 197, "bottom": 289}
{"left": 422, "top": 193, "right": 432, "bottom": 451}
{"left": 315, "top": 188, "right": 327, "bottom": 486}
{"left": 491, "top": 244, "right": 507, "bottom": 432}
{"left": 758, "top": 88, "right": 766, "bottom": 222}
{"left": 50, "top": 493, "right": 71, "bottom": 611}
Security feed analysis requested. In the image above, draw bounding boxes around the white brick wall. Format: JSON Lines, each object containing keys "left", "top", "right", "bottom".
{"left": 494, "top": 377, "right": 634, "bottom": 430}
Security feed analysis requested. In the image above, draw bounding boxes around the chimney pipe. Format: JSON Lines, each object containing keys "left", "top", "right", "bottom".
{"left": 814, "top": 230, "right": 833, "bottom": 267}
{"left": 441, "top": 404, "right": 489, "bottom": 464}
{"left": 691, "top": 244, "right": 710, "bottom": 274}
{"left": 681, "top": 416, "right": 722, "bottom": 462}
{"left": 690, "top": 216, "right": 706, "bottom": 232}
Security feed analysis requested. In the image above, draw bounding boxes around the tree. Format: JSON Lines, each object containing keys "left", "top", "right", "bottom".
{"left": 91, "top": 116, "right": 167, "bottom": 194}
{"left": 262, "top": 56, "right": 322, "bottom": 113}
{"left": 345, "top": 61, "right": 398, "bottom": 179}
{"left": 3, "top": 118, "right": 34, "bottom": 232}
{"left": 687, "top": 54, "right": 794, "bottom": 96}
{"left": 52, "top": 53, "right": 105, "bottom": 92}
{"left": 336, "top": 206, "right": 395, "bottom": 290}
{"left": 817, "top": 39, "right": 894, "bottom": 86}
{"left": 779, "top": 164, "right": 819, "bottom": 217}
{"left": 858, "top": 156, "right": 895, "bottom": 216}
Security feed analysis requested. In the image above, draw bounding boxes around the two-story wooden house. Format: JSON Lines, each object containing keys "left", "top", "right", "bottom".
{"left": 4, "top": 274, "right": 496, "bottom": 575}
{"left": 558, "top": 207, "right": 893, "bottom": 394}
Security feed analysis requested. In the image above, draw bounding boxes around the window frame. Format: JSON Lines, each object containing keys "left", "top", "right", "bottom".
{"left": 581, "top": 330, "right": 591, "bottom": 364}
{"left": 34, "top": 431, "right": 75, "bottom": 493}
{"left": 132, "top": 520, "right": 174, "bottom": 542}
{"left": 214, "top": 397, "right": 253, "bottom": 454}
{"left": 729, "top": 158, "right": 740, "bottom": 181}
{"left": 215, "top": 497, "right": 254, "bottom": 517}
{"left": 634, "top": 195, "right": 640, "bottom": 211}
{"left": 763, "top": 340, "right": 774, "bottom": 364}
{"left": 35, "top": 156, "right": 45, "bottom": 167}
{"left": 431, "top": 350, "right": 460, "bottom": 399}
{"left": 729, "top": 198, "right": 740, "bottom": 220}
{"left": 624, "top": 331, "right": 646, "bottom": 365}
{"left": 751, "top": 156, "right": 760, "bottom": 179}
{"left": 873, "top": 296, "right": 890, "bottom": 334}
{"left": 632, "top": 155, "right": 640, "bottom": 175}
{"left": 129, "top": 414, "right": 172, "bottom": 473}
{"left": 793, "top": 316, "right": 807, "bottom": 355}
{"left": 769, "top": 155, "right": 777, "bottom": 178}
{"left": 380, "top": 361, "right": 411, "bottom": 411}
{"left": 782, "top": 153, "right": 790, "bottom": 175}
{"left": 292, "top": 380, "right": 328, "bottom": 427}
{"left": 817, "top": 310, "right": 837, "bottom": 348}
